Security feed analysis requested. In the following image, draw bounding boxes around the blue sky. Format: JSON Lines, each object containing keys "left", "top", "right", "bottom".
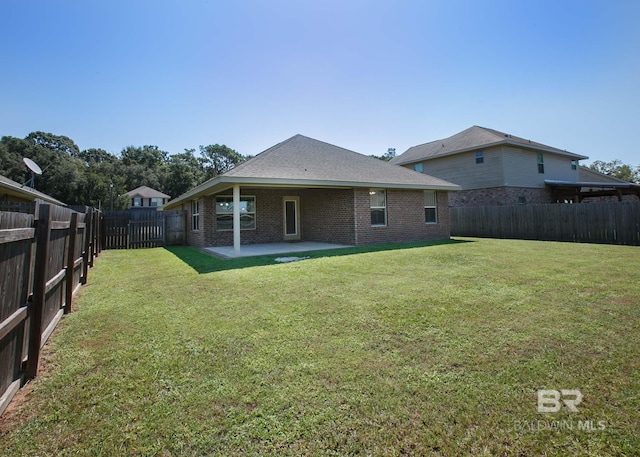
{"left": 1, "top": 0, "right": 639, "bottom": 165}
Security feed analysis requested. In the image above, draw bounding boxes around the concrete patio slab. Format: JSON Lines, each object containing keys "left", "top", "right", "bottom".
{"left": 204, "top": 242, "right": 353, "bottom": 259}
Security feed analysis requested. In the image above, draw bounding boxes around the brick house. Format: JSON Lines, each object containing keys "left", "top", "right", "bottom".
{"left": 162, "top": 135, "right": 459, "bottom": 254}
{"left": 390, "top": 126, "right": 590, "bottom": 207}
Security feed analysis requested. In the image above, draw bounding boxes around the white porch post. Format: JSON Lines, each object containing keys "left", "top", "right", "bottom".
{"left": 233, "top": 184, "right": 241, "bottom": 255}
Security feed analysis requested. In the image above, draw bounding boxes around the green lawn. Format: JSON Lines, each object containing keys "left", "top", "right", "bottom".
{"left": 1, "top": 238, "right": 639, "bottom": 456}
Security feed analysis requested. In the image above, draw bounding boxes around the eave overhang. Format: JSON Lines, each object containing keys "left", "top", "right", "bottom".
{"left": 161, "top": 176, "right": 460, "bottom": 210}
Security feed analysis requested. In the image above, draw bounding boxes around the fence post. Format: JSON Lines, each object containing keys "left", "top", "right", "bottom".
{"left": 25, "top": 204, "right": 51, "bottom": 379}
{"left": 88, "top": 209, "right": 96, "bottom": 268}
{"left": 64, "top": 212, "right": 79, "bottom": 314}
{"left": 81, "top": 207, "right": 91, "bottom": 284}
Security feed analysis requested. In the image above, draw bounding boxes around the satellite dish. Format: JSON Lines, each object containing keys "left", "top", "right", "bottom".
{"left": 23, "top": 157, "right": 43, "bottom": 175}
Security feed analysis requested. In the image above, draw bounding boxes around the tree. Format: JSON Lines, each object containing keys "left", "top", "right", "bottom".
{"left": 119, "top": 145, "right": 170, "bottom": 191}
{"left": 164, "top": 149, "right": 204, "bottom": 199}
{"left": 73, "top": 148, "right": 123, "bottom": 208}
{"left": 589, "top": 159, "right": 640, "bottom": 184}
{"left": 370, "top": 148, "right": 396, "bottom": 162}
{"left": 198, "top": 144, "right": 246, "bottom": 181}
{"left": 0, "top": 136, "right": 32, "bottom": 183}
{"left": 26, "top": 131, "right": 80, "bottom": 156}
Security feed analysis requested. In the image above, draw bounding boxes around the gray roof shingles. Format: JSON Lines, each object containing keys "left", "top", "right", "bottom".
{"left": 390, "top": 126, "right": 588, "bottom": 165}
{"left": 164, "top": 135, "right": 459, "bottom": 209}
{"left": 225, "top": 134, "right": 458, "bottom": 187}
{"left": 124, "top": 186, "right": 171, "bottom": 199}
{"left": 0, "top": 174, "right": 66, "bottom": 205}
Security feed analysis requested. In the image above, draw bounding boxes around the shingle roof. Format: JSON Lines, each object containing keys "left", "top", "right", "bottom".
{"left": 578, "top": 166, "right": 631, "bottom": 184}
{"left": 124, "top": 185, "right": 171, "bottom": 199}
{"left": 390, "top": 126, "right": 588, "bottom": 165}
{"left": 0, "top": 174, "right": 66, "bottom": 206}
{"left": 163, "top": 134, "right": 459, "bottom": 209}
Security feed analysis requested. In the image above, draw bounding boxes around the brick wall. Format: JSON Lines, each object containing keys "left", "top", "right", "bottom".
{"left": 183, "top": 201, "right": 205, "bottom": 248}
{"left": 354, "top": 189, "right": 451, "bottom": 245}
{"left": 449, "top": 186, "right": 554, "bottom": 207}
{"left": 300, "top": 189, "right": 355, "bottom": 244}
{"left": 199, "top": 188, "right": 356, "bottom": 246}
{"left": 182, "top": 187, "right": 451, "bottom": 248}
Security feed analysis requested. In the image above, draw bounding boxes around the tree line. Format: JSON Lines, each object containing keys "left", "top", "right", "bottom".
{"left": 1, "top": 131, "right": 637, "bottom": 209}
{"left": 0, "top": 131, "right": 249, "bottom": 209}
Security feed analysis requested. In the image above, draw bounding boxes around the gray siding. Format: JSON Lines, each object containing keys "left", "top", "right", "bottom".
{"left": 411, "top": 147, "right": 504, "bottom": 190}
{"left": 501, "top": 146, "right": 580, "bottom": 188}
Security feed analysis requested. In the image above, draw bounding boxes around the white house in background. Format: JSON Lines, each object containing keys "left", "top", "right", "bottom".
{"left": 124, "top": 186, "right": 171, "bottom": 208}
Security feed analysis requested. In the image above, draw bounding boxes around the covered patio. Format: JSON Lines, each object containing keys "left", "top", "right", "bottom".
{"left": 204, "top": 241, "right": 352, "bottom": 259}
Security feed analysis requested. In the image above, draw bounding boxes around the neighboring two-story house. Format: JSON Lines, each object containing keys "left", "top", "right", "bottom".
{"left": 124, "top": 186, "right": 171, "bottom": 208}
{"left": 390, "top": 126, "right": 589, "bottom": 207}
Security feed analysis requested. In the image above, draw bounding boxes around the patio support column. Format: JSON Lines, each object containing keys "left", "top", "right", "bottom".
{"left": 233, "top": 184, "right": 241, "bottom": 255}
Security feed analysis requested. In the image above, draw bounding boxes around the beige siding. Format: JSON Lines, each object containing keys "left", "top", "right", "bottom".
{"left": 412, "top": 147, "right": 504, "bottom": 190}
{"left": 501, "top": 146, "right": 580, "bottom": 188}
{"left": 579, "top": 166, "right": 627, "bottom": 183}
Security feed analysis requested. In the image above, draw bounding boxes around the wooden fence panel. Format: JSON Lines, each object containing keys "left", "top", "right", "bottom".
{"left": 1, "top": 203, "right": 101, "bottom": 415}
{"left": 103, "top": 209, "right": 186, "bottom": 249}
{"left": 0, "top": 211, "right": 34, "bottom": 415}
{"left": 104, "top": 211, "right": 130, "bottom": 249}
{"left": 451, "top": 202, "right": 640, "bottom": 245}
{"left": 165, "top": 211, "right": 186, "bottom": 245}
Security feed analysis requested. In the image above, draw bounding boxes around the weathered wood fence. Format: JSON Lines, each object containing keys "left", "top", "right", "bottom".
{"left": 0, "top": 203, "right": 101, "bottom": 416}
{"left": 103, "top": 209, "right": 185, "bottom": 249}
{"left": 451, "top": 202, "right": 640, "bottom": 245}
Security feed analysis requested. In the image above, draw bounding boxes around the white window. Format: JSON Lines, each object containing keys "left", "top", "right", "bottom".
{"left": 424, "top": 191, "right": 437, "bottom": 224}
{"left": 150, "top": 197, "right": 164, "bottom": 206}
{"left": 370, "top": 189, "right": 386, "bottom": 226}
{"left": 537, "top": 153, "right": 545, "bottom": 174}
{"left": 133, "top": 197, "right": 142, "bottom": 207}
{"left": 216, "top": 196, "right": 256, "bottom": 230}
{"left": 571, "top": 160, "right": 578, "bottom": 170}
{"left": 191, "top": 199, "right": 200, "bottom": 231}
{"left": 475, "top": 151, "right": 484, "bottom": 164}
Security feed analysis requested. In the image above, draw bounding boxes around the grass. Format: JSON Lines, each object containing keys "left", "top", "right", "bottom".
{"left": 1, "top": 238, "right": 639, "bottom": 456}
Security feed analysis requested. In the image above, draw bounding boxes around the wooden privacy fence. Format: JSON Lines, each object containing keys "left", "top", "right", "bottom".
{"left": 0, "top": 203, "right": 101, "bottom": 416}
{"left": 103, "top": 209, "right": 185, "bottom": 249}
{"left": 451, "top": 202, "right": 640, "bottom": 245}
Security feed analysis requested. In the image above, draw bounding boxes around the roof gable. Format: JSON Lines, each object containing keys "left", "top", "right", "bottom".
{"left": 124, "top": 185, "right": 171, "bottom": 199}
{"left": 225, "top": 134, "right": 454, "bottom": 184}
{"left": 163, "top": 134, "right": 459, "bottom": 209}
{"left": 391, "top": 126, "right": 588, "bottom": 165}
{"left": 0, "top": 174, "right": 66, "bottom": 206}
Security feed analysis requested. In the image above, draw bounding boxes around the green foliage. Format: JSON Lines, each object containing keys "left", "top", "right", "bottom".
{"left": 589, "top": 159, "right": 640, "bottom": 183}
{"left": 370, "top": 147, "right": 396, "bottom": 162}
{"left": 199, "top": 144, "right": 246, "bottom": 180}
{"left": 164, "top": 149, "right": 204, "bottom": 199}
{"left": 1, "top": 132, "right": 249, "bottom": 206}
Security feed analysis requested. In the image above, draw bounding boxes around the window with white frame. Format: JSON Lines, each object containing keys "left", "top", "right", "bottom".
{"left": 191, "top": 199, "right": 200, "bottom": 231}
{"left": 216, "top": 195, "right": 256, "bottom": 230}
{"left": 424, "top": 191, "right": 437, "bottom": 224}
{"left": 370, "top": 189, "right": 386, "bottom": 226}
{"left": 133, "top": 197, "right": 142, "bottom": 207}
{"left": 570, "top": 159, "right": 578, "bottom": 170}
{"left": 475, "top": 151, "right": 484, "bottom": 164}
{"left": 537, "top": 153, "right": 545, "bottom": 173}
{"left": 150, "top": 197, "right": 164, "bottom": 206}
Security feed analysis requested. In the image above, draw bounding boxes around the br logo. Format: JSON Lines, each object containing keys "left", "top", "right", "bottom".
{"left": 537, "top": 389, "right": 583, "bottom": 413}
